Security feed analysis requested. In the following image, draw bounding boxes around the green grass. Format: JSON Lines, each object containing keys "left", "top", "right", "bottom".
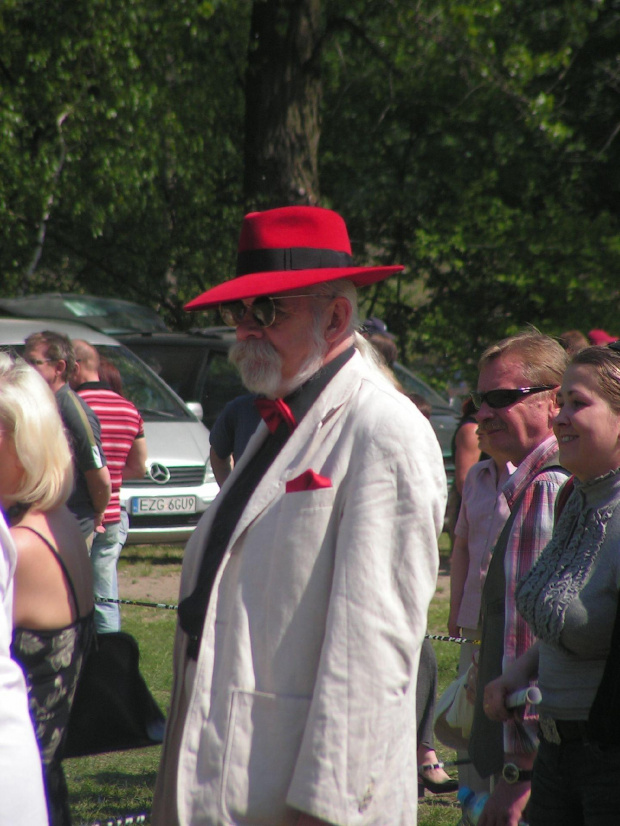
{"left": 65, "top": 539, "right": 463, "bottom": 825}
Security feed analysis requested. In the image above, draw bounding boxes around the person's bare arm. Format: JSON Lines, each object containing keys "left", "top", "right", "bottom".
{"left": 479, "top": 644, "right": 540, "bottom": 826}
{"left": 454, "top": 422, "right": 481, "bottom": 495}
{"left": 210, "top": 446, "right": 233, "bottom": 487}
{"left": 123, "top": 437, "right": 148, "bottom": 480}
{"left": 85, "top": 466, "right": 111, "bottom": 517}
{"left": 448, "top": 533, "right": 470, "bottom": 638}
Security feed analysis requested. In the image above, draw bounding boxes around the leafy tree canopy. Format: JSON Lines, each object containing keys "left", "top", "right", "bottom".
{"left": 1, "top": 0, "right": 619, "bottom": 386}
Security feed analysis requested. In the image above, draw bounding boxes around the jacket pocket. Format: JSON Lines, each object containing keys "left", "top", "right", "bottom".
{"left": 221, "top": 689, "right": 310, "bottom": 825}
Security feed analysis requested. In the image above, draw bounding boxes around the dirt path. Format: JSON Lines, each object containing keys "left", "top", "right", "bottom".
{"left": 118, "top": 567, "right": 182, "bottom": 605}
{"left": 117, "top": 558, "right": 451, "bottom": 607}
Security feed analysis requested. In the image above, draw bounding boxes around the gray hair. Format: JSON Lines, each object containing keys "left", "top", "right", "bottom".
{"left": 479, "top": 329, "right": 568, "bottom": 387}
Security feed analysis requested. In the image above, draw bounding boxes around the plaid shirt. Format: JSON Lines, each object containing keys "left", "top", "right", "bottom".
{"left": 500, "top": 434, "right": 568, "bottom": 756}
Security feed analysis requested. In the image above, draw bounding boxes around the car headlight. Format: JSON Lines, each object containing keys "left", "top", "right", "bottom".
{"left": 204, "top": 459, "right": 216, "bottom": 485}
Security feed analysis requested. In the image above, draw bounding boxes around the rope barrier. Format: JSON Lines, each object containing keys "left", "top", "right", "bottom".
{"left": 96, "top": 596, "right": 178, "bottom": 611}
{"left": 79, "top": 815, "right": 148, "bottom": 826}
{"left": 425, "top": 633, "right": 480, "bottom": 645}
{"left": 96, "top": 598, "right": 479, "bottom": 645}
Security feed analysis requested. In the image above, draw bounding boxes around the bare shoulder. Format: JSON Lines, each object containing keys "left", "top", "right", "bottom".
{"left": 12, "top": 507, "right": 89, "bottom": 576}
{"left": 11, "top": 508, "right": 93, "bottom": 626}
{"left": 10, "top": 511, "right": 59, "bottom": 597}
{"left": 10, "top": 511, "right": 50, "bottom": 554}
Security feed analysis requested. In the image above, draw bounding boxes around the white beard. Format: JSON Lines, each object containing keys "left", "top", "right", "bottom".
{"left": 229, "top": 339, "right": 284, "bottom": 397}
{"left": 229, "top": 337, "right": 327, "bottom": 399}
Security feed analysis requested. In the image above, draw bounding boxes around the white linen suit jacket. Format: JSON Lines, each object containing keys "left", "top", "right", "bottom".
{"left": 152, "top": 351, "right": 447, "bottom": 826}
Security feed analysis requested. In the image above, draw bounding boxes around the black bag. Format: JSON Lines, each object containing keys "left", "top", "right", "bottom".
{"left": 64, "top": 631, "right": 166, "bottom": 758}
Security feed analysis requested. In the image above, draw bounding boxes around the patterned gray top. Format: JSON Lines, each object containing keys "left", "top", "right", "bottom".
{"left": 516, "top": 469, "right": 620, "bottom": 719}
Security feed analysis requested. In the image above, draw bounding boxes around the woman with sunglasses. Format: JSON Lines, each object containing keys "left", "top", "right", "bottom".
{"left": 0, "top": 354, "right": 95, "bottom": 826}
{"left": 483, "top": 344, "right": 620, "bottom": 825}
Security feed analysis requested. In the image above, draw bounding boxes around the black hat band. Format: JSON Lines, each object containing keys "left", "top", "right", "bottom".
{"left": 236, "top": 247, "right": 354, "bottom": 276}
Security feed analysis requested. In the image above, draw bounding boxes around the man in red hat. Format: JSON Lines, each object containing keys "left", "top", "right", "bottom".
{"left": 152, "top": 206, "right": 447, "bottom": 826}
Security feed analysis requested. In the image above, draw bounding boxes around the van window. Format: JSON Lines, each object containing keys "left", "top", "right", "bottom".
{"left": 96, "top": 345, "right": 193, "bottom": 422}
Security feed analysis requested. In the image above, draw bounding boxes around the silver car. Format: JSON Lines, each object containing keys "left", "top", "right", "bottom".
{"left": 0, "top": 317, "right": 219, "bottom": 544}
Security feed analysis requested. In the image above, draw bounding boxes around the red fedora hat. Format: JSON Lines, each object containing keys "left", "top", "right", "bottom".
{"left": 184, "top": 206, "right": 403, "bottom": 311}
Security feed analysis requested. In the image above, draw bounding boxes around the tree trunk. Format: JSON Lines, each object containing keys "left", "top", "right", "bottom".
{"left": 243, "top": 0, "right": 322, "bottom": 210}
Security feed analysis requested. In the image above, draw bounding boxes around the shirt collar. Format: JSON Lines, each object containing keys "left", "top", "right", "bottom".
{"left": 502, "top": 434, "right": 560, "bottom": 508}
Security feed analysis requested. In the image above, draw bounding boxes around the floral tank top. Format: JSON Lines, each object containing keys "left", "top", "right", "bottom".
{"left": 10, "top": 527, "right": 95, "bottom": 767}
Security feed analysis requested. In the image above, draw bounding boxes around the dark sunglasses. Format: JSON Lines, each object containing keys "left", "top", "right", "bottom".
{"left": 471, "top": 385, "right": 557, "bottom": 410}
{"left": 608, "top": 341, "right": 620, "bottom": 353}
{"left": 219, "top": 294, "right": 328, "bottom": 328}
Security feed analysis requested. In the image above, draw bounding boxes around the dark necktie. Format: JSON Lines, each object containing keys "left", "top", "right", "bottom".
{"left": 255, "top": 397, "right": 297, "bottom": 434}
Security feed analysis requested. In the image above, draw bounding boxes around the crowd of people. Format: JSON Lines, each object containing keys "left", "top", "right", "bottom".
{"left": 1, "top": 204, "right": 619, "bottom": 826}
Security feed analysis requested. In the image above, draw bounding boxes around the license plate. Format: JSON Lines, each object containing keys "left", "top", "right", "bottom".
{"left": 131, "top": 496, "right": 197, "bottom": 515}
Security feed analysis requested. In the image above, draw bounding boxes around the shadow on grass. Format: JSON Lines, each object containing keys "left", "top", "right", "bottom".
{"left": 419, "top": 794, "right": 460, "bottom": 809}
{"left": 71, "top": 764, "right": 157, "bottom": 789}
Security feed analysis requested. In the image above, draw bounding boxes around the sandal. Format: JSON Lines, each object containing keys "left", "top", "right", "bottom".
{"left": 418, "top": 762, "right": 458, "bottom": 795}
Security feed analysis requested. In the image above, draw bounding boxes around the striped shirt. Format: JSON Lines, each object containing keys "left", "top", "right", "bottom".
{"left": 500, "top": 434, "right": 569, "bottom": 755}
{"left": 76, "top": 383, "right": 145, "bottom": 525}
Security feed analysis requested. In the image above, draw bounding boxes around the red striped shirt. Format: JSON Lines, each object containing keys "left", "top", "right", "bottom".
{"left": 77, "top": 385, "right": 145, "bottom": 524}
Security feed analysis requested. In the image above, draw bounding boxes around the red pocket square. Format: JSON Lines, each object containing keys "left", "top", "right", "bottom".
{"left": 286, "top": 470, "right": 332, "bottom": 493}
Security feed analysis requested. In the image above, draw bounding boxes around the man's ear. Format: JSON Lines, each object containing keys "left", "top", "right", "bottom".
{"left": 324, "top": 297, "right": 352, "bottom": 344}
{"left": 546, "top": 387, "right": 560, "bottom": 427}
{"left": 55, "top": 358, "right": 67, "bottom": 380}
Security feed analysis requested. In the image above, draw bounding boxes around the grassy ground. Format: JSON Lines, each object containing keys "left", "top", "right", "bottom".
{"left": 65, "top": 538, "right": 463, "bottom": 825}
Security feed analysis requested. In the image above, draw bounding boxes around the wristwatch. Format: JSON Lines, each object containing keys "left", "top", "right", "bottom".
{"left": 502, "top": 763, "right": 533, "bottom": 784}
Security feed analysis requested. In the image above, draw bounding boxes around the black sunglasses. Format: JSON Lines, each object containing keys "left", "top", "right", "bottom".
{"left": 471, "top": 385, "right": 557, "bottom": 410}
{"left": 219, "top": 294, "right": 328, "bottom": 328}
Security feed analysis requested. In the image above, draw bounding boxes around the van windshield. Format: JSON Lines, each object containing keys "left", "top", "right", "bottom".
{"left": 91, "top": 345, "right": 193, "bottom": 422}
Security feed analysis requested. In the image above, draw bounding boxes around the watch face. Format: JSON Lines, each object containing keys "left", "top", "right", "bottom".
{"left": 503, "top": 763, "right": 519, "bottom": 783}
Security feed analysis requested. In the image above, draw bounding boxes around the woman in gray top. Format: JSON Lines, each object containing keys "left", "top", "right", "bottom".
{"left": 483, "top": 344, "right": 620, "bottom": 826}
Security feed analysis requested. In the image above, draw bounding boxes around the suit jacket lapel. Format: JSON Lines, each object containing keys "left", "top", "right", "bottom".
{"left": 180, "top": 352, "right": 365, "bottom": 598}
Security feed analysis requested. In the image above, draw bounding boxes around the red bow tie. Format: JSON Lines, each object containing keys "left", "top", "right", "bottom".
{"left": 255, "top": 397, "right": 297, "bottom": 434}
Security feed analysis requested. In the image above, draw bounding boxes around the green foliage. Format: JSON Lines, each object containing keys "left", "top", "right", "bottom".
{"left": 0, "top": 0, "right": 247, "bottom": 322}
{"left": 2, "top": 0, "right": 620, "bottom": 383}
{"left": 320, "top": 0, "right": 620, "bottom": 386}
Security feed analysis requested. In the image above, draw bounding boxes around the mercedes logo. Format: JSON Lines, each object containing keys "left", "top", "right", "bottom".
{"left": 148, "top": 462, "right": 171, "bottom": 484}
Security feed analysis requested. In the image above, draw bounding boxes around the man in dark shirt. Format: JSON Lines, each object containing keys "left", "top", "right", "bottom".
{"left": 24, "top": 331, "right": 111, "bottom": 545}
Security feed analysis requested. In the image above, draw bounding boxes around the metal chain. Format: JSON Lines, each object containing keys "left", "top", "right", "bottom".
{"left": 424, "top": 633, "right": 480, "bottom": 645}
{"left": 78, "top": 815, "right": 148, "bottom": 826}
{"left": 96, "top": 596, "right": 178, "bottom": 611}
{"left": 97, "top": 597, "right": 478, "bottom": 645}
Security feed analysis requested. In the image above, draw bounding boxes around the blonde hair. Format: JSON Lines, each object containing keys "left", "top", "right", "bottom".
{"left": 0, "top": 353, "right": 73, "bottom": 510}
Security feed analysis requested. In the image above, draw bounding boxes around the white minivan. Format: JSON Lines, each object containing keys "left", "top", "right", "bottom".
{"left": 0, "top": 317, "right": 219, "bottom": 544}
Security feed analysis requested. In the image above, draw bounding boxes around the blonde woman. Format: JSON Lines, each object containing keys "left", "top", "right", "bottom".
{"left": 0, "top": 509, "right": 48, "bottom": 825}
{"left": 0, "top": 354, "right": 94, "bottom": 826}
